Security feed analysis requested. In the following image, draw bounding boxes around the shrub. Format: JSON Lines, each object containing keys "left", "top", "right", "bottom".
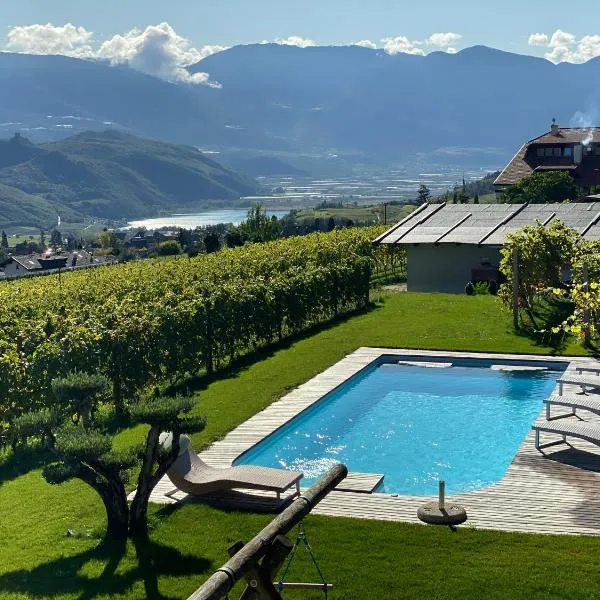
{"left": 473, "top": 281, "right": 490, "bottom": 295}
{"left": 465, "top": 282, "right": 475, "bottom": 295}
{"left": 157, "top": 240, "right": 182, "bottom": 256}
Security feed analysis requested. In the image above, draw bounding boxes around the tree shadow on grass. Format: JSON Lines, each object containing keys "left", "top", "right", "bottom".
{"left": 512, "top": 326, "right": 570, "bottom": 354}
{"left": 164, "top": 303, "right": 380, "bottom": 397}
{"left": 512, "top": 298, "right": 583, "bottom": 355}
{"left": 0, "top": 536, "right": 212, "bottom": 600}
{"left": 0, "top": 444, "right": 50, "bottom": 488}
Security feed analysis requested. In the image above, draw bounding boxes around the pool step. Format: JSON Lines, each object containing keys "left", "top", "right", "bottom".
{"left": 335, "top": 472, "right": 384, "bottom": 494}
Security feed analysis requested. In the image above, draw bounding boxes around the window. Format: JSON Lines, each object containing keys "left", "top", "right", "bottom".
{"left": 545, "top": 147, "right": 554, "bottom": 157}
{"left": 594, "top": 145, "right": 600, "bottom": 156}
{"left": 536, "top": 148, "right": 545, "bottom": 157}
{"left": 553, "top": 147, "right": 561, "bottom": 157}
{"left": 564, "top": 147, "right": 573, "bottom": 157}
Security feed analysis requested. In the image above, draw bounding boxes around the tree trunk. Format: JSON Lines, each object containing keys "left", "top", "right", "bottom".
{"left": 99, "top": 480, "right": 129, "bottom": 541}
{"left": 128, "top": 426, "right": 174, "bottom": 538}
{"left": 112, "top": 374, "right": 124, "bottom": 416}
{"left": 129, "top": 484, "right": 150, "bottom": 538}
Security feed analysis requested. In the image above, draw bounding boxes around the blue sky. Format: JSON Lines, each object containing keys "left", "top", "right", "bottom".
{"left": 2, "top": 0, "right": 599, "bottom": 56}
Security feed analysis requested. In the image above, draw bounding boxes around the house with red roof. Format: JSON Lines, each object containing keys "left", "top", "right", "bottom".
{"left": 494, "top": 120, "right": 600, "bottom": 195}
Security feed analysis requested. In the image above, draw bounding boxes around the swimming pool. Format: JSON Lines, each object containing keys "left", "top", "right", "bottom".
{"left": 235, "top": 360, "right": 562, "bottom": 495}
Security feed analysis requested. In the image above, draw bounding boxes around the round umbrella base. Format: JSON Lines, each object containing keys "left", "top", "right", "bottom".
{"left": 417, "top": 502, "right": 467, "bottom": 526}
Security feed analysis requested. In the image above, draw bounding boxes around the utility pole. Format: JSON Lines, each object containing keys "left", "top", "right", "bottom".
{"left": 384, "top": 203, "right": 388, "bottom": 225}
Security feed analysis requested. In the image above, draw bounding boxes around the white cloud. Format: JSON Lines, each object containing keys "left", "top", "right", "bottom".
{"left": 5, "top": 21, "right": 225, "bottom": 86}
{"left": 354, "top": 40, "right": 377, "bottom": 49}
{"left": 96, "top": 23, "right": 221, "bottom": 86}
{"left": 528, "top": 33, "right": 549, "bottom": 46}
{"left": 527, "top": 29, "right": 600, "bottom": 63}
{"left": 550, "top": 29, "right": 576, "bottom": 47}
{"left": 446, "top": 47, "right": 458, "bottom": 54}
{"left": 197, "top": 44, "right": 228, "bottom": 60}
{"left": 427, "top": 32, "right": 462, "bottom": 47}
{"left": 6, "top": 23, "right": 95, "bottom": 58}
{"left": 382, "top": 36, "right": 425, "bottom": 56}
{"left": 276, "top": 36, "right": 316, "bottom": 48}
{"left": 577, "top": 35, "right": 600, "bottom": 62}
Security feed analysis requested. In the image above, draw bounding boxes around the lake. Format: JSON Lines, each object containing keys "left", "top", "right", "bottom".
{"left": 126, "top": 209, "right": 290, "bottom": 230}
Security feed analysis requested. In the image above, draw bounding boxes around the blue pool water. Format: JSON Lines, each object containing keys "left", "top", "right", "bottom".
{"left": 235, "top": 362, "right": 561, "bottom": 495}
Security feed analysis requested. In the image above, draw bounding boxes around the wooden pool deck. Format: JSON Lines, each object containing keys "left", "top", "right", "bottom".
{"left": 146, "top": 348, "right": 600, "bottom": 536}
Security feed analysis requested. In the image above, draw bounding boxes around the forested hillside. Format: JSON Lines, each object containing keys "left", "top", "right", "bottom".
{"left": 0, "top": 131, "right": 261, "bottom": 228}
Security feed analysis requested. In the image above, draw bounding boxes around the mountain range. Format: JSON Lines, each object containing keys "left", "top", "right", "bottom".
{"left": 3, "top": 45, "right": 600, "bottom": 164}
{"left": 0, "top": 131, "right": 260, "bottom": 228}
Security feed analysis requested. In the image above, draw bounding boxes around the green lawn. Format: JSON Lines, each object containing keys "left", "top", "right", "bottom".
{"left": 295, "top": 204, "right": 414, "bottom": 225}
{"left": 1, "top": 293, "right": 596, "bottom": 600}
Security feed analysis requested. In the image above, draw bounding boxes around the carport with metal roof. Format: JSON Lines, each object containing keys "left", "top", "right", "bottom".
{"left": 374, "top": 202, "right": 600, "bottom": 293}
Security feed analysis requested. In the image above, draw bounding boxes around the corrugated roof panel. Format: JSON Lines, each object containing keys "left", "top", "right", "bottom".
{"left": 377, "top": 203, "right": 445, "bottom": 244}
{"left": 375, "top": 202, "right": 600, "bottom": 246}
{"left": 443, "top": 227, "right": 496, "bottom": 244}
{"left": 585, "top": 226, "right": 600, "bottom": 241}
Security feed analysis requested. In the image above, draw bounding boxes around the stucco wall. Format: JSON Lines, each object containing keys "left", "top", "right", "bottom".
{"left": 407, "top": 245, "right": 502, "bottom": 293}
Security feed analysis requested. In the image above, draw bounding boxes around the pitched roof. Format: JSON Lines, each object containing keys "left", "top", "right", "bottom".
{"left": 533, "top": 128, "right": 600, "bottom": 145}
{"left": 11, "top": 255, "right": 42, "bottom": 270}
{"left": 494, "top": 127, "right": 600, "bottom": 187}
{"left": 374, "top": 202, "right": 600, "bottom": 247}
{"left": 9, "top": 250, "right": 110, "bottom": 272}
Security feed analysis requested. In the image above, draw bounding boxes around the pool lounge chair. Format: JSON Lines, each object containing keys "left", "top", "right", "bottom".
{"left": 573, "top": 364, "right": 600, "bottom": 375}
{"left": 557, "top": 373, "right": 600, "bottom": 395}
{"left": 544, "top": 393, "right": 600, "bottom": 421}
{"left": 162, "top": 435, "right": 303, "bottom": 500}
{"left": 533, "top": 420, "right": 600, "bottom": 452}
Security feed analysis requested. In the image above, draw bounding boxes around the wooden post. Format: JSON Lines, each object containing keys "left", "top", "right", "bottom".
{"left": 583, "top": 263, "right": 591, "bottom": 347}
{"left": 231, "top": 535, "right": 293, "bottom": 600}
{"left": 188, "top": 464, "right": 348, "bottom": 600}
{"left": 512, "top": 249, "right": 519, "bottom": 330}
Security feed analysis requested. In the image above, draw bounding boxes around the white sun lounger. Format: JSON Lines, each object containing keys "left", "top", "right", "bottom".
{"left": 544, "top": 394, "right": 600, "bottom": 421}
{"left": 573, "top": 364, "right": 600, "bottom": 375}
{"left": 557, "top": 373, "right": 600, "bottom": 395}
{"left": 533, "top": 420, "right": 600, "bottom": 452}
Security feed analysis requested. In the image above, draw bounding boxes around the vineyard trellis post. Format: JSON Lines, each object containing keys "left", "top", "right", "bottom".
{"left": 512, "top": 249, "right": 519, "bottom": 329}
{"left": 583, "top": 262, "right": 591, "bottom": 347}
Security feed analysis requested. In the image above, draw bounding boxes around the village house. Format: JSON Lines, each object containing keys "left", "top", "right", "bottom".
{"left": 126, "top": 229, "right": 180, "bottom": 249}
{"left": 2, "top": 250, "right": 115, "bottom": 278}
{"left": 494, "top": 120, "right": 600, "bottom": 195}
{"left": 374, "top": 201, "right": 600, "bottom": 293}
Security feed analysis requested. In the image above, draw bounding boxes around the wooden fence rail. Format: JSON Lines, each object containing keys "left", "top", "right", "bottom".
{"left": 187, "top": 464, "right": 348, "bottom": 600}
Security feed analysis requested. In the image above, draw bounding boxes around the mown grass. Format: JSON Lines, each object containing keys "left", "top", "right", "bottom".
{"left": 0, "top": 293, "right": 595, "bottom": 600}
{"left": 295, "top": 204, "right": 414, "bottom": 225}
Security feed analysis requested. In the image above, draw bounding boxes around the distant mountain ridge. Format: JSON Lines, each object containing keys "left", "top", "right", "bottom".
{"left": 191, "top": 44, "right": 600, "bottom": 160}
{"left": 2, "top": 45, "right": 600, "bottom": 163}
{"left": 0, "top": 131, "right": 261, "bottom": 228}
